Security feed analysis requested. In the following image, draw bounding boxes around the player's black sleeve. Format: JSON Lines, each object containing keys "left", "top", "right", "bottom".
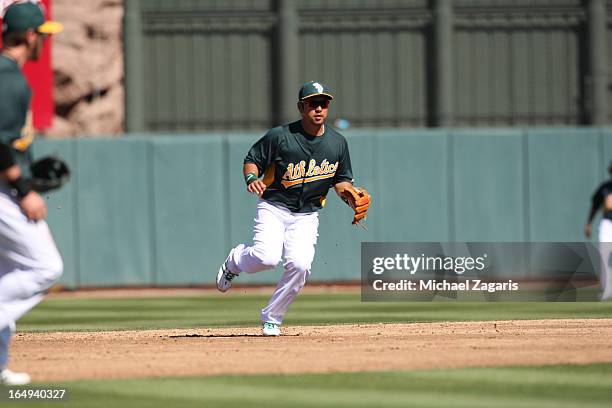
{"left": 333, "top": 138, "right": 353, "bottom": 184}
{"left": 244, "top": 128, "right": 279, "bottom": 175}
{"left": 592, "top": 182, "right": 612, "bottom": 211}
{"left": 0, "top": 142, "right": 16, "bottom": 171}
{"left": 592, "top": 188, "right": 603, "bottom": 210}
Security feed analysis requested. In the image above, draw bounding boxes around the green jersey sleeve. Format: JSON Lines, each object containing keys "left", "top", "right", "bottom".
{"left": 0, "top": 74, "right": 30, "bottom": 144}
{"left": 333, "top": 138, "right": 353, "bottom": 184}
{"left": 244, "top": 127, "right": 280, "bottom": 175}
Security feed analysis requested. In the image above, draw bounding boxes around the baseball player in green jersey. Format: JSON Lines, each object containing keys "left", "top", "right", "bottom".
{"left": 0, "top": 2, "right": 63, "bottom": 385}
{"left": 585, "top": 161, "right": 612, "bottom": 300}
{"left": 217, "top": 81, "right": 369, "bottom": 336}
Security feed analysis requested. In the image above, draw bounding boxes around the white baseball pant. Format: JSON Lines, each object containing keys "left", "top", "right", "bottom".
{"left": 226, "top": 199, "right": 318, "bottom": 325}
{"left": 598, "top": 218, "right": 612, "bottom": 300}
{"left": 0, "top": 187, "right": 63, "bottom": 369}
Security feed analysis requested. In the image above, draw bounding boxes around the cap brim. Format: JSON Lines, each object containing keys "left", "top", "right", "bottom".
{"left": 37, "top": 21, "right": 63, "bottom": 34}
{"left": 301, "top": 93, "right": 334, "bottom": 100}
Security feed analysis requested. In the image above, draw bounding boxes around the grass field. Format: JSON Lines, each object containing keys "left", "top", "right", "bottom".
{"left": 4, "top": 291, "right": 612, "bottom": 407}
{"left": 3, "top": 364, "right": 611, "bottom": 408}
{"left": 18, "top": 292, "right": 612, "bottom": 332}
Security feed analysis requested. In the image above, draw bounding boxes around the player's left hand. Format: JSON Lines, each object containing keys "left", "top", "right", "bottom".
{"left": 340, "top": 186, "right": 371, "bottom": 225}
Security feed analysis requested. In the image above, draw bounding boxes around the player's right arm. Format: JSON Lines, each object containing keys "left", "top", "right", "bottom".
{"left": 243, "top": 128, "right": 279, "bottom": 197}
{"left": 244, "top": 162, "right": 266, "bottom": 196}
{"left": 0, "top": 142, "right": 46, "bottom": 221}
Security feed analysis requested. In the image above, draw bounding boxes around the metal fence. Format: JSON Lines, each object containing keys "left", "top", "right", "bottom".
{"left": 124, "top": 0, "right": 611, "bottom": 132}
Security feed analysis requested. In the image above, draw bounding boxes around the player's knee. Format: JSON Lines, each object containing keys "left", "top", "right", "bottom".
{"left": 284, "top": 260, "right": 311, "bottom": 295}
{"left": 251, "top": 247, "right": 281, "bottom": 269}
{"left": 43, "top": 254, "right": 64, "bottom": 282}
{"left": 284, "top": 257, "right": 313, "bottom": 276}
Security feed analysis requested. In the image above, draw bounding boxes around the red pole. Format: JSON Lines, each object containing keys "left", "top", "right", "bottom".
{"left": 23, "top": 0, "right": 55, "bottom": 131}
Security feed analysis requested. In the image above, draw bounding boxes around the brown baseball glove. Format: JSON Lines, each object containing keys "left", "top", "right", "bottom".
{"left": 340, "top": 186, "right": 371, "bottom": 225}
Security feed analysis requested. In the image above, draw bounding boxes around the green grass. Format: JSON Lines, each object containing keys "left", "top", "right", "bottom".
{"left": 17, "top": 292, "right": 612, "bottom": 332}
{"left": 2, "top": 363, "right": 611, "bottom": 408}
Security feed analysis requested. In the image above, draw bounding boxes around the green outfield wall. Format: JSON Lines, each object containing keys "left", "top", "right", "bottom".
{"left": 34, "top": 128, "right": 612, "bottom": 288}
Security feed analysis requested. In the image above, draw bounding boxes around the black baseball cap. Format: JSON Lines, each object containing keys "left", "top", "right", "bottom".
{"left": 298, "top": 81, "right": 334, "bottom": 101}
{"left": 2, "top": 2, "right": 63, "bottom": 35}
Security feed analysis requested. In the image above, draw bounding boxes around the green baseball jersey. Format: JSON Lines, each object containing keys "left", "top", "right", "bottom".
{"left": 245, "top": 120, "right": 354, "bottom": 213}
{"left": 0, "top": 54, "right": 33, "bottom": 177}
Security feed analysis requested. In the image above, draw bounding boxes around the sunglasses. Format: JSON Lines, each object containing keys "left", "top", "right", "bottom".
{"left": 303, "top": 99, "right": 330, "bottom": 109}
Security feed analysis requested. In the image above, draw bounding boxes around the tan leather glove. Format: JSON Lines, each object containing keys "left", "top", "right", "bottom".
{"left": 340, "top": 186, "right": 371, "bottom": 225}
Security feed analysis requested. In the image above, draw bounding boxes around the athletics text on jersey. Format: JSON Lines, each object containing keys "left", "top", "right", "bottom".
{"left": 281, "top": 159, "right": 339, "bottom": 188}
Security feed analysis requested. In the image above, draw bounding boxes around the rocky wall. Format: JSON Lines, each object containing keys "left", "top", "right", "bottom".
{"left": 47, "top": 0, "right": 124, "bottom": 137}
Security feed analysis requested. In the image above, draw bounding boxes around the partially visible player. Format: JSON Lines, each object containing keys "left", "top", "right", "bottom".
{"left": 216, "top": 81, "right": 370, "bottom": 336}
{"left": 584, "top": 161, "right": 612, "bottom": 301}
{"left": 0, "top": 2, "right": 63, "bottom": 385}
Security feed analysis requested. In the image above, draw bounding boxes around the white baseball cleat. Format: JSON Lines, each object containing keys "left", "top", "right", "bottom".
{"left": 216, "top": 255, "right": 239, "bottom": 293}
{"left": 0, "top": 368, "right": 31, "bottom": 386}
{"left": 262, "top": 322, "right": 281, "bottom": 336}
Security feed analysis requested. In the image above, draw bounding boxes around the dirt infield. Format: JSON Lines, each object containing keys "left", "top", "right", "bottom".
{"left": 11, "top": 319, "right": 612, "bottom": 382}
